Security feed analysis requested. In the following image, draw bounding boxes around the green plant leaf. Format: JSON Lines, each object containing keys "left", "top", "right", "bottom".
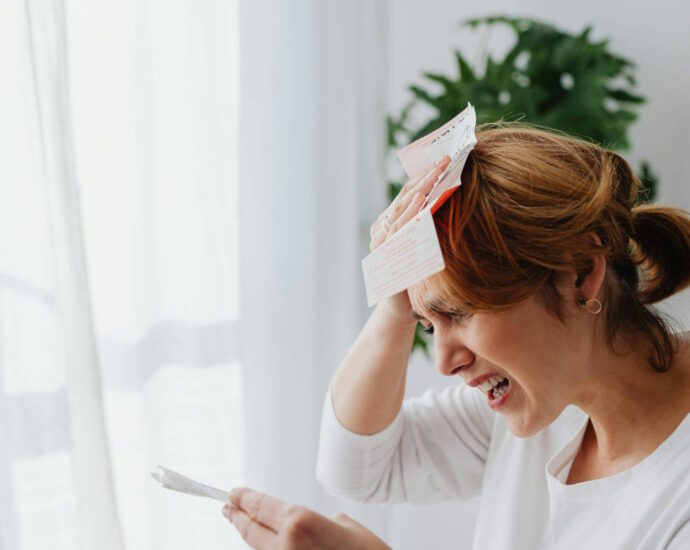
{"left": 388, "top": 181, "right": 403, "bottom": 202}
{"left": 423, "top": 72, "right": 457, "bottom": 92}
{"left": 454, "top": 50, "right": 476, "bottom": 82}
{"left": 605, "top": 88, "right": 645, "bottom": 103}
{"left": 413, "top": 324, "right": 430, "bottom": 357}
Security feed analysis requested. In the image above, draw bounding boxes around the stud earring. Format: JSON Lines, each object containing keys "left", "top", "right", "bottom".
{"left": 577, "top": 296, "right": 602, "bottom": 315}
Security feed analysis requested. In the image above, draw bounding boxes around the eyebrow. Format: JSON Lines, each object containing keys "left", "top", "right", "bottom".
{"left": 412, "top": 298, "right": 468, "bottom": 321}
{"left": 411, "top": 310, "right": 426, "bottom": 321}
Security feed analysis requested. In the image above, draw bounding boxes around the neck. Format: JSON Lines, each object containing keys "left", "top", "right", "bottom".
{"left": 571, "top": 334, "right": 690, "bottom": 466}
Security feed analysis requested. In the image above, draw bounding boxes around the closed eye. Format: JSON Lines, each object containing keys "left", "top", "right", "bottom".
{"left": 421, "top": 323, "right": 434, "bottom": 335}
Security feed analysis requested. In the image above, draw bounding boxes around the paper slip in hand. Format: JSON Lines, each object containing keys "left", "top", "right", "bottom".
{"left": 362, "top": 208, "right": 445, "bottom": 306}
{"left": 362, "top": 103, "right": 477, "bottom": 307}
{"left": 151, "top": 465, "right": 229, "bottom": 503}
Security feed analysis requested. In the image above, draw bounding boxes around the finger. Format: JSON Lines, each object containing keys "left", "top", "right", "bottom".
{"left": 388, "top": 169, "right": 441, "bottom": 227}
{"left": 329, "top": 513, "right": 392, "bottom": 548}
{"left": 370, "top": 163, "right": 435, "bottom": 237}
{"left": 370, "top": 210, "right": 391, "bottom": 243}
{"left": 388, "top": 192, "right": 426, "bottom": 234}
{"left": 229, "top": 487, "right": 289, "bottom": 531}
{"left": 396, "top": 169, "right": 429, "bottom": 199}
{"left": 416, "top": 160, "right": 448, "bottom": 199}
{"left": 371, "top": 156, "right": 450, "bottom": 238}
{"left": 370, "top": 222, "right": 387, "bottom": 251}
{"left": 382, "top": 162, "right": 442, "bottom": 222}
{"left": 388, "top": 179, "right": 429, "bottom": 225}
{"left": 369, "top": 189, "right": 416, "bottom": 247}
{"left": 329, "top": 512, "right": 361, "bottom": 529}
{"left": 223, "top": 505, "right": 276, "bottom": 549}
{"left": 398, "top": 155, "right": 450, "bottom": 200}
{"left": 369, "top": 192, "right": 424, "bottom": 251}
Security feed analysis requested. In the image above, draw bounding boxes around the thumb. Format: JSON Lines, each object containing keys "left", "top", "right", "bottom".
{"left": 329, "top": 512, "right": 361, "bottom": 529}
{"left": 328, "top": 513, "right": 392, "bottom": 549}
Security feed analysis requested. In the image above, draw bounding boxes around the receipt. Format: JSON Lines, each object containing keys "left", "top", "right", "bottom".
{"left": 398, "top": 103, "right": 477, "bottom": 213}
{"left": 151, "top": 465, "right": 229, "bottom": 503}
{"left": 361, "top": 103, "right": 477, "bottom": 306}
{"left": 362, "top": 207, "right": 445, "bottom": 306}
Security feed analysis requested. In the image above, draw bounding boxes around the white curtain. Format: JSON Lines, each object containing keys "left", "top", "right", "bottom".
{"left": 238, "top": 0, "right": 394, "bottom": 535}
{"left": 1, "top": 0, "right": 403, "bottom": 549}
{"left": 0, "top": 0, "right": 125, "bottom": 548}
{"left": 67, "top": 1, "right": 247, "bottom": 549}
{"left": 2, "top": 0, "right": 244, "bottom": 548}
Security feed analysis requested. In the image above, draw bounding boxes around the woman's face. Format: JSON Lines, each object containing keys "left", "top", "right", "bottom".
{"left": 408, "top": 286, "right": 585, "bottom": 437}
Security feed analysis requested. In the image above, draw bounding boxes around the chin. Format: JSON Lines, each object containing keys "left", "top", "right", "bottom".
{"left": 505, "top": 416, "right": 548, "bottom": 439}
{"left": 505, "top": 405, "right": 564, "bottom": 438}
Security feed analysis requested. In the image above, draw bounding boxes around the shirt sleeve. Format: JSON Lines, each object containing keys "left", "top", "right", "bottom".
{"left": 315, "top": 382, "right": 496, "bottom": 504}
{"left": 666, "top": 521, "right": 690, "bottom": 549}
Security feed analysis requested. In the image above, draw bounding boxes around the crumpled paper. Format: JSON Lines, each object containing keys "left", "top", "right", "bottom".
{"left": 151, "top": 465, "right": 229, "bottom": 503}
{"left": 361, "top": 103, "right": 477, "bottom": 306}
{"left": 398, "top": 102, "right": 477, "bottom": 213}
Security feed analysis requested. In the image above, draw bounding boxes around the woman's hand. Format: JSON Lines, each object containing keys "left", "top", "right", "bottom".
{"left": 369, "top": 156, "right": 450, "bottom": 320}
{"left": 223, "top": 487, "right": 390, "bottom": 550}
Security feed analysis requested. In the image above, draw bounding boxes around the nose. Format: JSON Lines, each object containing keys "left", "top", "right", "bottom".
{"left": 435, "top": 335, "right": 474, "bottom": 376}
{"left": 438, "top": 353, "right": 474, "bottom": 376}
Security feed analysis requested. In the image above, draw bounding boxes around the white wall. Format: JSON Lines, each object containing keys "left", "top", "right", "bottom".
{"left": 383, "top": 2, "right": 690, "bottom": 548}
{"left": 387, "top": 0, "right": 690, "bottom": 205}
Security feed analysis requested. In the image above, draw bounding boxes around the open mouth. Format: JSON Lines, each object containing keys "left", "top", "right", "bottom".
{"left": 478, "top": 376, "right": 511, "bottom": 408}
{"left": 488, "top": 377, "right": 510, "bottom": 400}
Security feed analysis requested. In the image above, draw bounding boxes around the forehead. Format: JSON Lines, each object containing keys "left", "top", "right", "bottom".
{"left": 407, "top": 281, "right": 434, "bottom": 312}
{"left": 408, "top": 280, "right": 464, "bottom": 319}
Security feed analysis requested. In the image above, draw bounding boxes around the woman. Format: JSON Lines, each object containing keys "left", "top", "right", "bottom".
{"left": 224, "top": 126, "right": 690, "bottom": 549}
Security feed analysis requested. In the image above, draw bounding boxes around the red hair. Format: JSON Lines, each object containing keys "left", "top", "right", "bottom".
{"left": 418, "top": 124, "right": 690, "bottom": 372}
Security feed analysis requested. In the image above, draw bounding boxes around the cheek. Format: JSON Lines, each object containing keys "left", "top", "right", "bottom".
{"left": 472, "top": 304, "right": 572, "bottom": 383}
{"left": 468, "top": 313, "right": 570, "bottom": 436}
{"left": 467, "top": 313, "right": 543, "bottom": 375}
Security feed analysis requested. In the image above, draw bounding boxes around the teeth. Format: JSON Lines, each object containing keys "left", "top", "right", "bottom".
{"left": 477, "top": 376, "right": 508, "bottom": 394}
{"left": 472, "top": 375, "right": 510, "bottom": 399}
{"left": 492, "top": 384, "right": 509, "bottom": 399}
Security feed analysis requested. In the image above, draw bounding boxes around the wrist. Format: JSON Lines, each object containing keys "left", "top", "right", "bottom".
{"left": 375, "top": 301, "right": 418, "bottom": 332}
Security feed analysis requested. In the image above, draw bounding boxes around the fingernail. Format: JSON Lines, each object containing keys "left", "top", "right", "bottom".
{"left": 222, "top": 505, "right": 230, "bottom": 519}
{"left": 229, "top": 489, "right": 240, "bottom": 505}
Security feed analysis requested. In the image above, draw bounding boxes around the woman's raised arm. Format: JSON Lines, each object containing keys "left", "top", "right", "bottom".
{"left": 329, "top": 157, "right": 450, "bottom": 434}
{"left": 330, "top": 299, "right": 417, "bottom": 434}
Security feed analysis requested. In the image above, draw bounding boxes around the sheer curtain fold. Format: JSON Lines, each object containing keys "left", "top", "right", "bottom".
{"left": 238, "top": 0, "right": 393, "bottom": 535}
{"left": 1, "top": 1, "right": 124, "bottom": 549}
{"left": 3, "top": 0, "right": 244, "bottom": 548}
{"left": 66, "top": 2, "right": 245, "bottom": 549}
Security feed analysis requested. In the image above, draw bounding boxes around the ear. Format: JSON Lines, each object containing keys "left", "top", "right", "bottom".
{"left": 557, "top": 232, "right": 607, "bottom": 306}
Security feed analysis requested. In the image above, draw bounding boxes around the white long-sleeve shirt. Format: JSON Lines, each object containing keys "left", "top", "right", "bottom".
{"left": 316, "top": 383, "right": 690, "bottom": 549}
